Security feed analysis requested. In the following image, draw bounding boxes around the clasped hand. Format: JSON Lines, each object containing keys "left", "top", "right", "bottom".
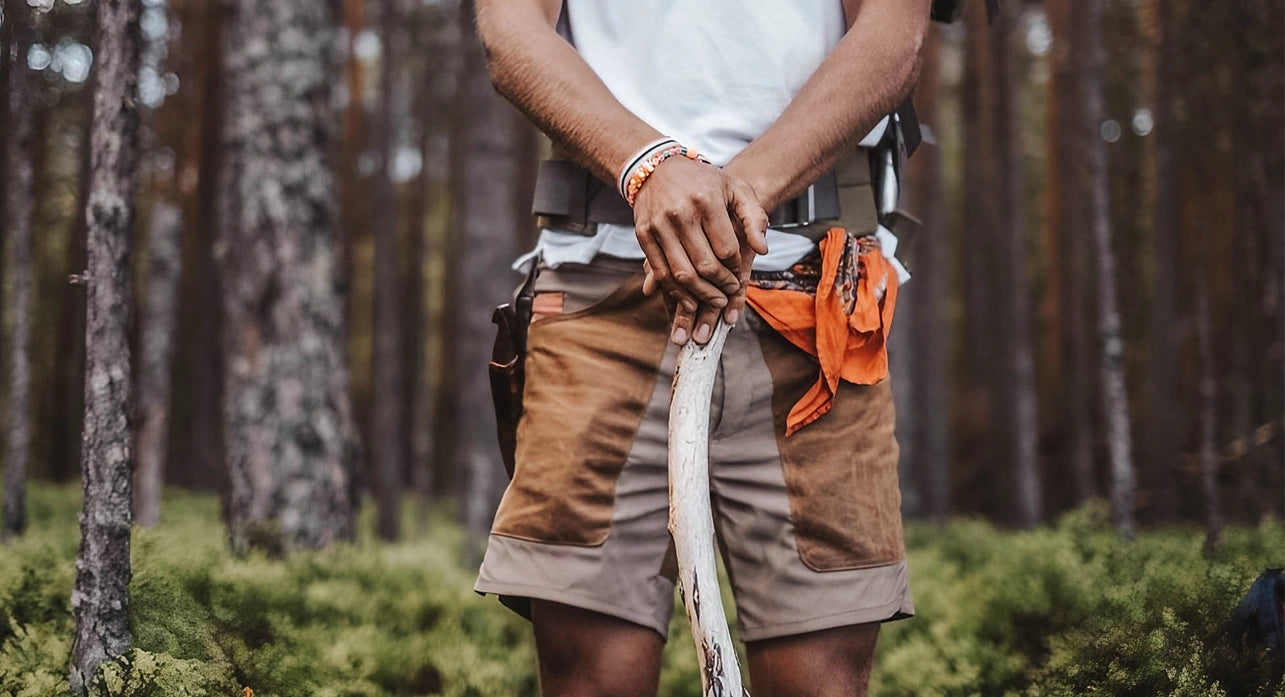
{"left": 632, "top": 157, "right": 769, "bottom": 345}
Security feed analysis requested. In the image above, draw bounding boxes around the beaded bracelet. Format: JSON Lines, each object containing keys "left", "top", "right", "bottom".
{"left": 617, "top": 138, "right": 678, "bottom": 197}
{"left": 620, "top": 141, "right": 712, "bottom": 207}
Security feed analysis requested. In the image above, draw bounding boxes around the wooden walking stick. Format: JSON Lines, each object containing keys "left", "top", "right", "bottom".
{"left": 668, "top": 319, "right": 748, "bottom": 696}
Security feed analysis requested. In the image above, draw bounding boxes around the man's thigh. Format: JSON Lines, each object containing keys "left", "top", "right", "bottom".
{"left": 746, "top": 622, "right": 881, "bottom": 697}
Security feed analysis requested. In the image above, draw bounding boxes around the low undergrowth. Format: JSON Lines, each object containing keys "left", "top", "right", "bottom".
{"left": 0, "top": 485, "right": 1280, "bottom": 696}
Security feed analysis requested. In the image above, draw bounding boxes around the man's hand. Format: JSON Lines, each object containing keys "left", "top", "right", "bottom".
{"left": 633, "top": 158, "right": 769, "bottom": 345}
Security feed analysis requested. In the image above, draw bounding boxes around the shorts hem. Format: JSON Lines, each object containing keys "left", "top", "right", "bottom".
{"left": 474, "top": 578, "right": 671, "bottom": 641}
{"left": 739, "top": 596, "right": 914, "bottom": 643}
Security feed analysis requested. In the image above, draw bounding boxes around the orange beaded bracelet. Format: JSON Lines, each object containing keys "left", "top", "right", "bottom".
{"left": 621, "top": 143, "right": 712, "bottom": 207}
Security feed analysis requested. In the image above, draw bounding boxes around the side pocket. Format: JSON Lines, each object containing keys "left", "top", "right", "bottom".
{"left": 756, "top": 325, "right": 905, "bottom": 571}
{"left": 491, "top": 274, "right": 670, "bottom": 546}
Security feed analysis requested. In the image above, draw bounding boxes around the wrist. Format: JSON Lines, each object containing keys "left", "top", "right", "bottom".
{"left": 722, "top": 159, "right": 777, "bottom": 211}
{"left": 619, "top": 139, "right": 712, "bottom": 206}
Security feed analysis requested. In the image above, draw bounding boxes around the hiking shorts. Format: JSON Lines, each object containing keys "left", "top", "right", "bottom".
{"left": 474, "top": 255, "right": 914, "bottom": 642}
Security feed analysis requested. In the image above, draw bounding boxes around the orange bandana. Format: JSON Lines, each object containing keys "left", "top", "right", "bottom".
{"left": 746, "top": 228, "right": 899, "bottom": 436}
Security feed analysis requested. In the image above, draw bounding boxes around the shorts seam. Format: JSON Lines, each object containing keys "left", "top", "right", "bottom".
{"left": 489, "top": 530, "right": 611, "bottom": 548}
{"left": 474, "top": 579, "right": 670, "bottom": 639}
{"left": 739, "top": 596, "right": 912, "bottom": 643}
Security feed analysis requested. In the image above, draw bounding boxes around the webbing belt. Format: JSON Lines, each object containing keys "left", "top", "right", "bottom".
{"left": 532, "top": 149, "right": 875, "bottom": 241}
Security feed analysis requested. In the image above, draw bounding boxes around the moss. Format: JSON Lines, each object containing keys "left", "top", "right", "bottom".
{"left": 1, "top": 485, "right": 1281, "bottom": 696}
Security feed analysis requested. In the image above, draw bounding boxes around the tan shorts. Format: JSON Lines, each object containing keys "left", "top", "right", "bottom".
{"left": 475, "top": 256, "right": 914, "bottom": 642}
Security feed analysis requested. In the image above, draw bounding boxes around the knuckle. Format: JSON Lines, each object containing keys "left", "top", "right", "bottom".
{"left": 690, "top": 191, "right": 715, "bottom": 210}
{"left": 672, "top": 269, "right": 696, "bottom": 285}
{"left": 694, "top": 259, "right": 722, "bottom": 276}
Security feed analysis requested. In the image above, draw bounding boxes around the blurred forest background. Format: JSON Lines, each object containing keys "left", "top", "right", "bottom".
{"left": 3, "top": 0, "right": 1280, "bottom": 543}
{"left": 1, "top": 0, "right": 1284, "bottom": 694}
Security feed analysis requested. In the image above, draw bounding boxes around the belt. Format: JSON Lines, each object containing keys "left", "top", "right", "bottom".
{"left": 531, "top": 150, "right": 876, "bottom": 242}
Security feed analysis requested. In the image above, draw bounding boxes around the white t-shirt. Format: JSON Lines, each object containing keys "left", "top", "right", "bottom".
{"left": 517, "top": 0, "right": 898, "bottom": 274}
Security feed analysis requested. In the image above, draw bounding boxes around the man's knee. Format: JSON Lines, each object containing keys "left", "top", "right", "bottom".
{"left": 746, "top": 622, "right": 881, "bottom": 697}
{"left": 531, "top": 599, "right": 664, "bottom": 697}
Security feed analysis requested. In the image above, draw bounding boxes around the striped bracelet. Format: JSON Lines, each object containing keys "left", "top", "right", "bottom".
{"left": 618, "top": 139, "right": 712, "bottom": 206}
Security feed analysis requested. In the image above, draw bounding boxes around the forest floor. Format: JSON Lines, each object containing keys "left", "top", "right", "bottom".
{"left": 1, "top": 484, "right": 1282, "bottom": 697}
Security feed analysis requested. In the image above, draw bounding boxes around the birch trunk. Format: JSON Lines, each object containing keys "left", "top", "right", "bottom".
{"left": 133, "top": 202, "right": 182, "bottom": 528}
{"left": 1086, "top": 0, "right": 1136, "bottom": 540}
{"left": 218, "top": 0, "right": 356, "bottom": 553}
{"left": 69, "top": 0, "right": 143, "bottom": 692}
{"left": 668, "top": 322, "right": 745, "bottom": 697}
{"left": 2, "top": 0, "right": 35, "bottom": 539}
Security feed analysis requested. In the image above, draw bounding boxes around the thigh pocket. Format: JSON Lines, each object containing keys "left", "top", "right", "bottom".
{"left": 491, "top": 272, "right": 670, "bottom": 546}
{"left": 757, "top": 327, "right": 905, "bottom": 571}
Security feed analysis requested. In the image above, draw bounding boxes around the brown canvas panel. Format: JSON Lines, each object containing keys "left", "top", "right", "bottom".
{"left": 756, "top": 325, "right": 905, "bottom": 571}
{"left": 491, "top": 272, "right": 670, "bottom": 546}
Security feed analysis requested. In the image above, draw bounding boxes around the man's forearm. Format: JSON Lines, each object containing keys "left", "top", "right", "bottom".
{"left": 725, "top": 0, "right": 931, "bottom": 211}
{"left": 476, "top": 0, "right": 660, "bottom": 185}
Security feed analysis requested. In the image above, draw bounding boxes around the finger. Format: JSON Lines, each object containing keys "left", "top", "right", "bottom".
{"left": 670, "top": 298, "right": 698, "bottom": 345}
{"left": 642, "top": 259, "right": 657, "bottom": 296}
{"left": 723, "top": 238, "right": 755, "bottom": 326}
{"left": 670, "top": 207, "right": 740, "bottom": 295}
{"left": 729, "top": 183, "right": 770, "bottom": 255}
{"left": 691, "top": 303, "right": 723, "bottom": 345}
{"left": 655, "top": 216, "right": 730, "bottom": 308}
{"left": 636, "top": 225, "right": 673, "bottom": 298}
{"left": 695, "top": 197, "right": 744, "bottom": 279}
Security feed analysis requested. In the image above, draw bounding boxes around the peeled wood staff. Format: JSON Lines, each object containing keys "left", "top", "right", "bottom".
{"left": 668, "top": 319, "right": 746, "bottom": 696}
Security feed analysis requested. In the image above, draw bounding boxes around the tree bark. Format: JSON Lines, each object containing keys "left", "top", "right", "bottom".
{"left": 451, "top": 0, "right": 534, "bottom": 542}
{"left": 2, "top": 0, "right": 35, "bottom": 540}
{"left": 165, "top": 0, "right": 225, "bottom": 492}
{"left": 217, "top": 0, "right": 356, "bottom": 553}
{"left": 1047, "top": 0, "right": 1095, "bottom": 505}
{"left": 69, "top": 0, "right": 142, "bottom": 692}
{"left": 960, "top": 4, "right": 1004, "bottom": 519}
{"left": 1195, "top": 241, "right": 1221, "bottom": 556}
{"left": 903, "top": 27, "right": 950, "bottom": 523}
{"left": 993, "top": 4, "right": 1042, "bottom": 527}
{"left": 372, "top": 0, "right": 404, "bottom": 541}
{"left": 1085, "top": 0, "right": 1136, "bottom": 540}
{"left": 405, "top": 1, "right": 458, "bottom": 508}
{"left": 132, "top": 201, "right": 182, "bottom": 528}
{"left": 1139, "top": 0, "right": 1181, "bottom": 521}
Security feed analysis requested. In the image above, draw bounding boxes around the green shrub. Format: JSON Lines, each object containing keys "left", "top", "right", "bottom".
{"left": 0, "top": 486, "right": 1280, "bottom": 696}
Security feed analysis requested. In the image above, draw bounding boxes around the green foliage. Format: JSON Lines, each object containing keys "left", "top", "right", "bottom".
{"left": 874, "top": 504, "right": 1285, "bottom": 697}
{"left": 0, "top": 487, "right": 1281, "bottom": 696}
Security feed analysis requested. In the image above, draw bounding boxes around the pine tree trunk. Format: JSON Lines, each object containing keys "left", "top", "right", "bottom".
{"left": 2, "top": 0, "right": 35, "bottom": 540}
{"left": 166, "top": 0, "right": 225, "bottom": 492}
{"left": 960, "top": 5, "right": 1004, "bottom": 518}
{"left": 1196, "top": 241, "right": 1222, "bottom": 556}
{"left": 1140, "top": 0, "right": 1181, "bottom": 521}
{"left": 1085, "top": 0, "right": 1136, "bottom": 540}
{"left": 904, "top": 28, "right": 951, "bottom": 523}
{"left": 994, "top": 4, "right": 1042, "bottom": 527}
{"left": 406, "top": 2, "right": 457, "bottom": 508}
{"left": 218, "top": 0, "right": 356, "bottom": 554}
{"left": 68, "top": 0, "right": 142, "bottom": 692}
{"left": 372, "top": 0, "right": 404, "bottom": 541}
{"left": 451, "top": 0, "right": 534, "bottom": 541}
{"left": 133, "top": 202, "right": 182, "bottom": 528}
{"left": 1047, "top": 0, "right": 1095, "bottom": 504}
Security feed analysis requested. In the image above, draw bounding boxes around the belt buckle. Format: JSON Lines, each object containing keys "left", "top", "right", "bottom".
{"left": 774, "top": 185, "right": 817, "bottom": 229}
